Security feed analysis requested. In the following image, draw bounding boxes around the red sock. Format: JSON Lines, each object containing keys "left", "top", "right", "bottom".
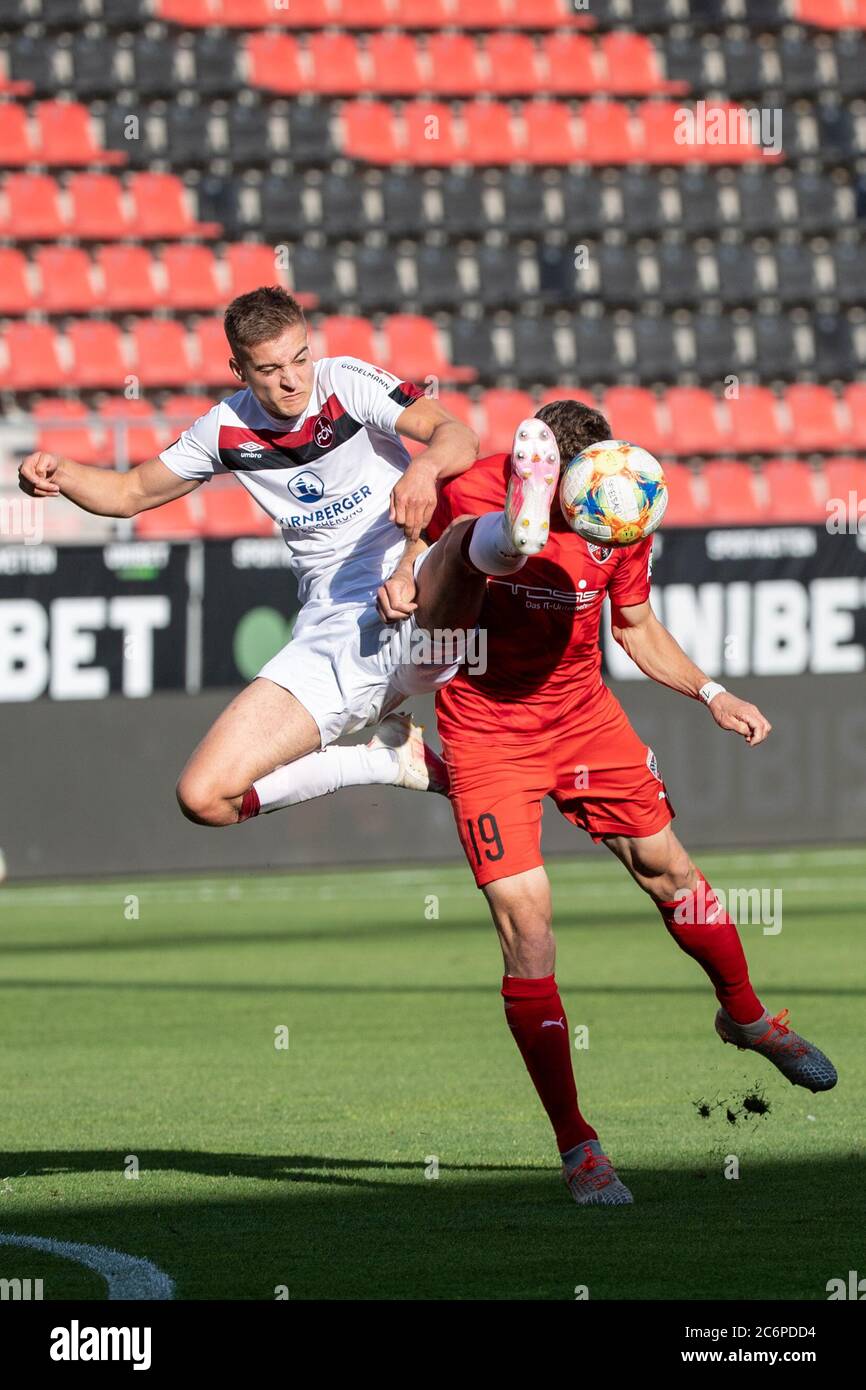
{"left": 656, "top": 872, "right": 763, "bottom": 1024}
{"left": 501, "top": 974, "right": 597, "bottom": 1154}
{"left": 238, "top": 786, "right": 260, "bottom": 822}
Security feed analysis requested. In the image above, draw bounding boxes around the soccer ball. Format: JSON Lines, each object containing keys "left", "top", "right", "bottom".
{"left": 559, "top": 439, "right": 668, "bottom": 546}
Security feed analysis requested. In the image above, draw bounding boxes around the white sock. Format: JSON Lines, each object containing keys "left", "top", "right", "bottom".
{"left": 467, "top": 511, "right": 528, "bottom": 576}
{"left": 253, "top": 744, "right": 399, "bottom": 813}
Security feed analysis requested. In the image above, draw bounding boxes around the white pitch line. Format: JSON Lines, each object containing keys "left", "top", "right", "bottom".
{"left": 0, "top": 1232, "right": 175, "bottom": 1300}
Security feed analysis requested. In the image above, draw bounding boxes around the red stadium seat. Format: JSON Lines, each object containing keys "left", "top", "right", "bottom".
{"left": 383, "top": 314, "right": 476, "bottom": 383}
{"left": 484, "top": 34, "right": 543, "bottom": 97}
{"left": 436, "top": 389, "right": 479, "bottom": 433}
{"left": 463, "top": 102, "right": 521, "bottom": 164}
{"left": 0, "top": 105, "right": 35, "bottom": 165}
{"left": 793, "top": 0, "right": 853, "bottom": 27}
{"left": 96, "top": 245, "right": 160, "bottom": 311}
{"left": 459, "top": 0, "right": 512, "bottom": 25}
{"left": 604, "top": 386, "right": 666, "bottom": 457}
{"left": 478, "top": 389, "right": 538, "bottom": 454}
{"left": 162, "top": 244, "right": 222, "bottom": 311}
{"left": 246, "top": 34, "right": 305, "bottom": 96}
{"left": 763, "top": 459, "right": 824, "bottom": 523}
{"left": 308, "top": 33, "right": 365, "bottom": 96}
{"left": 222, "top": 0, "right": 324, "bottom": 24}
{"left": 842, "top": 384, "right": 866, "bottom": 449}
{"left": 662, "top": 461, "right": 705, "bottom": 526}
{"left": 520, "top": 0, "right": 592, "bottom": 25}
{"left": 192, "top": 318, "right": 235, "bottom": 386}
{"left": 224, "top": 243, "right": 290, "bottom": 298}
{"left": 99, "top": 398, "right": 168, "bottom": 465}
{"left": 132, "top": 320, "right": 195, "bottom": 388}
{"left": 523, "top": 101, "right": 582, "bottom": 164}
{"left": 785, "top": 384, "right": 847, "bottom": 453}
{"left": 34, "top": 246, "right": 97, "bottom": 314}
{"left": 580, "top": 101, "right": 637, "bottom": 164}
{"left": 67, "top": 321, "right": 127, "bottom": 389}
{"left": 212, "top": 0, "right": 274, "bottom": 25}
{"left": 163, "top": 394, "right": 219, "bottom": 434}
{"left": 726, "top": 385, "right": 787, "bottom": 454}
{"left": 318, "top": 314, "right": 379, "bottom": 362}
{"left": 201, "top": 481, "right": 276, "bottom": 538}
{"left": 157, "top": 0, "right": 218, "bottom": 22}
{"left": 2, "top": 174, "right": 65, "bottom": 239}
{"left": 342, "top": 101, "right": 403, "bottom": 163}
{"left": 0, "top": 248, "right": 35, "bottom": 314}
{"left": 67, "top": 173, "right": 128, "bottom": 240}
{"left": 426, "top": 34, "right": 484, "bottom": 97}
{"left": 367, "top": 35, "right": 425, "bottom": 96}
{"left": 35, "top": 102, "right": 124, "bottom": 167}
{"left": 540, "top": 35, "right": 601, "bottom": 95}
{"left": 135, "top": 494, "right": 204, "bottom": 539}
{"left": 823, "top": 458, "right": 866, "bottom": 517}
{"left": 0, "top": 322, "right": 69, "bottom": 390}
{"left": 401, "top": 102, "right": 463, "bottom": 165}
{"left": 129, "top": 173, "right": 219, "bottom": 239}
{"left": 33, "top": 400, "right": 103, "bottom": 466}
{"left": 331, "top": 0, "right": 393, "bottom": 25}
{"left": 392, "top": 0, "right": 451, "bottom": 23}
{"left": 666, "top": 387, "right": 727, "bottom": 455}
{"left": 703, "top": 459, "right": 763, "bottom": 524}
{"left": 638, "top": 101, "right": 693, "bottom": 165}
{"left": 600, "top": 33, "right": 685, "bottom": 96}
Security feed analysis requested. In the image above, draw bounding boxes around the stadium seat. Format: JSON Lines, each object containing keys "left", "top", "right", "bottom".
{"left": 511, "top": 318, "right": 563, "bottom": 381}
{"left": 763, "top": 459, "right": 824, "bottom": 523}
{"left": 67, "top": 321, "right": 127, "bottom": 389}
{"left": 581, "top": 101, "right": 637, "bottom": 164}
{"left": 726, "top": 385, "right": 787, "bottom": 454}
{"left": 245, "top": 34, "right": 305, "bottom": 96}
{"left": 352, "top": 244, "right": 404, "bottom": 312}
{"left": 212, "top": 0, "right": 275, "bottom": 25}
{"left": 597, "top": 243, "right": 642, "bottom": 305}
{"left": 132, "top": 320, "right": 194, "bottom": 388}
{"left": 523, "top": 101, "right": 582, "bottom": 164}
{"left": 10, "top": 35, "right": 58, "bottom": 95}
{"left": 561, "top": 169, "right": 607, "bottom": 237}
{"left": 792, "top": 170, "right": 841, "bottom": 236}
{"left": 192, "top": 318, "right": 235, "bottom": 386}
{"left": 463, "top": 102, "right": 521, "bottom": 164}
{"left": 436, "top": 390, "right": 478, "bottom": 434}
{"left": 288, "top": 244, "right": 339, "bottom": 307}
{"left": 713, "top": 240, "right": 761, "bottom": 306}
{"left": 811, "top": 314, "right": 858, "bottom": 380}
{"left": 661, "top": 461, "right": 705, "bottom": 526}
{"left": 822, "top": 460, "right": 866, "bottom": 516}
{"left": 99, "top": 398, "right": 167, "bottom": 465}
{"left": 0, "top": 247, "right": 34, "bottom": 313}
{"left": 201, "top": 481, "right": 277, "bottom": 537}
{"left": 666, "top": 387, "right": 727, "bottom": 455}
{"left": 162, "top": 394, "right": 219, "bottom": 438}
{"left": 35, "top": 101, "right": 124, "bottom": 166}
{"left": 289, "top": 103, "right": 336, "bottom": 163}
{"left": 501, "top": 168, "right": 554, "bottom": 236}
{"left": 162, "top": 245, "right": 222, "bottom": 311}
{"left": 129, "top": 35, "right": 179, "bottom": 98}
{"left": 402, "top": 102, "right": 464, "bottom": 165}
{"left": 2, "top": 173, "right": 64, "bottom": 238}
{"left": 831, "top": 241, "right": 866, "bottom": 305}
{"left": 677, "top": 167, "right": 724, "bottom": 236}
{"left": 427, "top": 35, "right": 485, "bottom": 96}
{"left": 0, "top": 104, "right": 35, "bottom": 165}
{"left": 437, "top": 171, "right": 488, "bottom": 236}
{"left": 308, "top": 33, "right": 365, "bottom": 96}
{"left": 311, "top": 169, "right": 365, "bottom": 238}
{"left": 836, "top": 33, "right": 866, "bottom": 98}
{"left": 777, "top": 35, "right": 823, "bottom": 96}
{"left": 631, "top": 315, "right": 679, "bottom": 383}
{"left": 367, "top": 34, "right": 425, "bottom": 97}
{"left": 540, "top": 35, "right": 600, "bottom": 95}
{"left": 66, "top": 173, "right": 128, "bottom": 239}
{"left": 318, "top": 315, "right": 379, "bottom": 363}
{"left": 383, "top": 314, "right": 477, "bottom": 383}
{"left": 572, "top": 315, "right": 620, "bottom": 383}
{"left": 135, "top": 494, "right": 204, "bottom": 539}
{"left": 785, "top": 384, "right": 847, "bottom": 452}
{"left": 600, "top": 33, "right": 686, "bottom": 95}
{"left": 719, "top": 38, "right": 766, "bottom": 100}
{"left": 34, "top": 246, "right": 97, "bottom": 313}
{"left": 484, "top": 34, "right": 543, "bottom": 97}
{"left": 259, "top": 172, "right": 313, "bottom": 242}
{"left": 96, "top": 245, "right": 159, "bottom": 311}
{"left": 331, "top": 0, "right": 392, "bottom": 25}
{"left": 519, "top": 0, "right": 593, "bottom": 23}
{"left": 703, "top": 460, "right": 764, "bottom": 525}
{"left": 691, "top": 312, "right": 737, "bottom": 384}
{"left": 793, "top": 0, "right": 854, "bottom": 28}
{"left": 191, "top": 31, "right": 241, "bottom": 96}
{"left": 343, "top": 101, "right": 403, "bottom": 164}
{"left": 476, "top": 244, "right": 524, "bottom": 306}
{"left": 411, "top": 244, "right": 462, "bottom": 310}
{"left": 449, "top": 317, "right": 499, "bottom": 378}
{"left": 842, "top": 384, "right": 866, "bottom": 448}
{"left": 656, "top": 242, "right": 701, "bottom": 306}
{"left": 773, "top": 241, "right": 818, "bottom": 306}
{"left": 128, "top": 173, "right": 219, "bottom": 239}
{"left": 392, "top": 0, "right": 451, "bottom": 25}
{"left": 225, "top": 103, "right": 272, "bottom": 166}
{"left": 33, "top": 399, "right": 103, "bottom": 466}
{"left": 458, "top": 0, "right": 512, "bottom": 26}
{"left": 603, "top": 387, "right": 667, "bottom": 456}
{"left": 225, "top": 243, "right": 291, "bottom": 299}
{"left": 614, "top": 167, "right": 667, "bottom": 235}
{"left": 478, "top": 389, "right": 537, "bottom": 454}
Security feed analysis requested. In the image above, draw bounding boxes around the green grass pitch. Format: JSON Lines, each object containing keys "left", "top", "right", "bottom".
{"left": 0, "top": 845, "right": 863, "bottom": 1301}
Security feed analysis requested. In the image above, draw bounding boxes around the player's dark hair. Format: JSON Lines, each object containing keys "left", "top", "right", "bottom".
{"left": 224, "top": 286, "right": 306, "bottom": 361}
{"left": 535, "top": 400, "right": 611, "bottom": 466}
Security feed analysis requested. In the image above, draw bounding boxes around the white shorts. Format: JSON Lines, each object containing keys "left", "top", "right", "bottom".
{"left": 256, "top": 548, "right": 462, "bottom": 746}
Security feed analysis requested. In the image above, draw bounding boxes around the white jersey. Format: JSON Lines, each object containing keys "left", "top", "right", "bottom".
{"left": 159, "top": 356, "right": 423, "bottom": 607}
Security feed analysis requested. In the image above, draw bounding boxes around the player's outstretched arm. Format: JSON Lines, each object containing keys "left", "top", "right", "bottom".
{"left": 610, "top": 599, "right": 772, "bottom": 747}
{"left": 390, "top": 397, "right": 479, "bottom": 541}
{"left": 18, "top": 451, "right": 201, "bottom": 518}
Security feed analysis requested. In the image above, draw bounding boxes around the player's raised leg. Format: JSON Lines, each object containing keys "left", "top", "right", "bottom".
{"left": 484, "top": 866, "right": 634, "bottom": 1206}
{"left": 603, "top": 826, "right": 837, "bottom": 1092}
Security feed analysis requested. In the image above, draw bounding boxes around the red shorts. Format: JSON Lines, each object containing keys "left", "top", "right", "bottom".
{"left": 440, "top": 687, "right": 675, "bottom": 888}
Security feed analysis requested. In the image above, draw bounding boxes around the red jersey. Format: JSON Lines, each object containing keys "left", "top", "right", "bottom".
{"left": 426, "top": 453, "right": 654, "bottom": 741}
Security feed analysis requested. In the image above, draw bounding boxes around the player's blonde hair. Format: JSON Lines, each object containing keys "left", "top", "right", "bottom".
{"left": 224, "top": 286, "right": 306, "bottom": 361}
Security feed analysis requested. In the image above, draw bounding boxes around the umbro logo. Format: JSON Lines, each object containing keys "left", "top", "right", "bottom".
{"left": 239, "top": 440, "right": 266, "bottom": 457}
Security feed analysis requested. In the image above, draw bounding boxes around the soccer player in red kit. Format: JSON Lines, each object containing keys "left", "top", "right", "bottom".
{"left": 422, "top": 398, "right": 837, "bottom": 1206}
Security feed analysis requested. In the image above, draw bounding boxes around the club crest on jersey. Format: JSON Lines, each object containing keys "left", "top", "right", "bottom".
{"left": 288, "top": 470, "right": 325, "bottom": 503}
{"left": 313, "top": 416, "right": 335, "bottom": 448}
{"left": 646, "top": 747, "right": 661, "bottom": 781}
{"left": 586, "top": 541, "right": 613, "bottom": 563}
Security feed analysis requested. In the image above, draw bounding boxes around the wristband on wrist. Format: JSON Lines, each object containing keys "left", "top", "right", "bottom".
{"left": 698, "top": 681, "right": 727, "bottom": 706}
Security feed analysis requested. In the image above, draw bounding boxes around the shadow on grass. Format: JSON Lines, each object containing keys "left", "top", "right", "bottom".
{"left": 0, "top": 1148, "right": 863, "bottom": 1300}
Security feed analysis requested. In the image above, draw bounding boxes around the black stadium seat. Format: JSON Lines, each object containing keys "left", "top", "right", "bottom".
{"left": 9, "top": 37, "right": 57, "bottom": 94}
{"left": 748, "top": 0, "right": 788, "bottom": 29}
{"left": 572, "top": 314, "right": 620, "bottom": 383}
{"left": 561, "top": 170, "right": 607, "bottom": 241}
{"left": 40, "top": 0, "right": 88, "bottom": 25}
{"left": 412, "top": 244, "right": 462, "bottom": 308}
{"left": 617, "top": 168, "right": 668, "bottom": 237}
{"left": 319, "top": 171, "right": 367, "bottom": 238}
{"left": 778, "top": 37, "right": 824, "bottom": 98}
{"left": 380, "top": 172, "right": 428, "bottom": 238}
{"left": 831, "top": 242, "right": 866, "bottom": 306}
{"left": 259, "top": 172, "right": 310, "bottom": 241}
{"left": 736, "top": 168, "right": 785, "bottom": 235}
{"left": 626, "top": 0, "right": 677, "bottom": 33}
{"left": 835, "top": 34, "right": 866, "bottom": 99}
{"left": 227, "top": 105, "right": 273, "bottom": 166}
{"left": 476, "top": 243, "right": 523, "bottom": 307}
{"left": 812, "top": 315, "right": 858, "bottom": 379}
{"left": 692, "top": 312, "right": 738, "bottom": 383}
{"left": 500, "top": 170, "right": 550, "bottom": 238}
{"left": 192, "top": 33, "right": 242, "bottom": 97}
{"left": 352, "top": 244, "right": 404, "bottom": 311}
{"left": 438, "top": 172, "right": 488, "bottom": 237}
{"left": 165, "top": 105, "right": 213, "bottom": 166}
{"left": 677, "top": 167, "right": 724, "bottom": 236}
{"left": 288, "top": 104, "right": 335, "bottom": 165}
{"left": 751, "top": 313, "right": 800, "bottom": 378}
{"left": 289, "top": 243, "right": 341, "bottom": 306}
{"left": 720, "top": 38, "right": 766, "bottom": 100}
{"left": 684, "top": 0, "right": 730, "bottom": 30}
{"left": 773, "top": 241, "right": 818, "bottom": 307}
{"left": 714, "top": 240, "right": 761, "bottom": 307}
{"left": 511, "top": 317, "right": 562, "bottom": 381}
{"left": 450, "top": 317, "right": 499, "bottom": 379}
{"left": 793, "top": 170, "right": 845, "bottom": 235}
{"left": 632, "top": 314, "right": 679, "bottom": 383}
{"left": 663, "top": 35, "right": 706, "bottom": 88}
{"left": 198, "top": 174, "right": 245, "bottom": 239}
{"left": 103, "top": 105, "right": 159, "bottom": 166}
{"left": 537, "top": 242, "right": 577, "bottom": 305}
{"left": 657, "top": 241, "right": 701, "bottom": 306}
{"left": 598, "top": 243, "right": 642, "bottom": 306}
{"left": 131, "top": 37, "right": 180, "bottom": 98}
{"left": 70, "top": 38, "right": 121, "bottom": 99}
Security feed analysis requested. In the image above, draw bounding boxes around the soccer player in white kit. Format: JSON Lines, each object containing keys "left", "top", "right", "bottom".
{"left": 18, "top": 287, "right": 559, "bottom": 828}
